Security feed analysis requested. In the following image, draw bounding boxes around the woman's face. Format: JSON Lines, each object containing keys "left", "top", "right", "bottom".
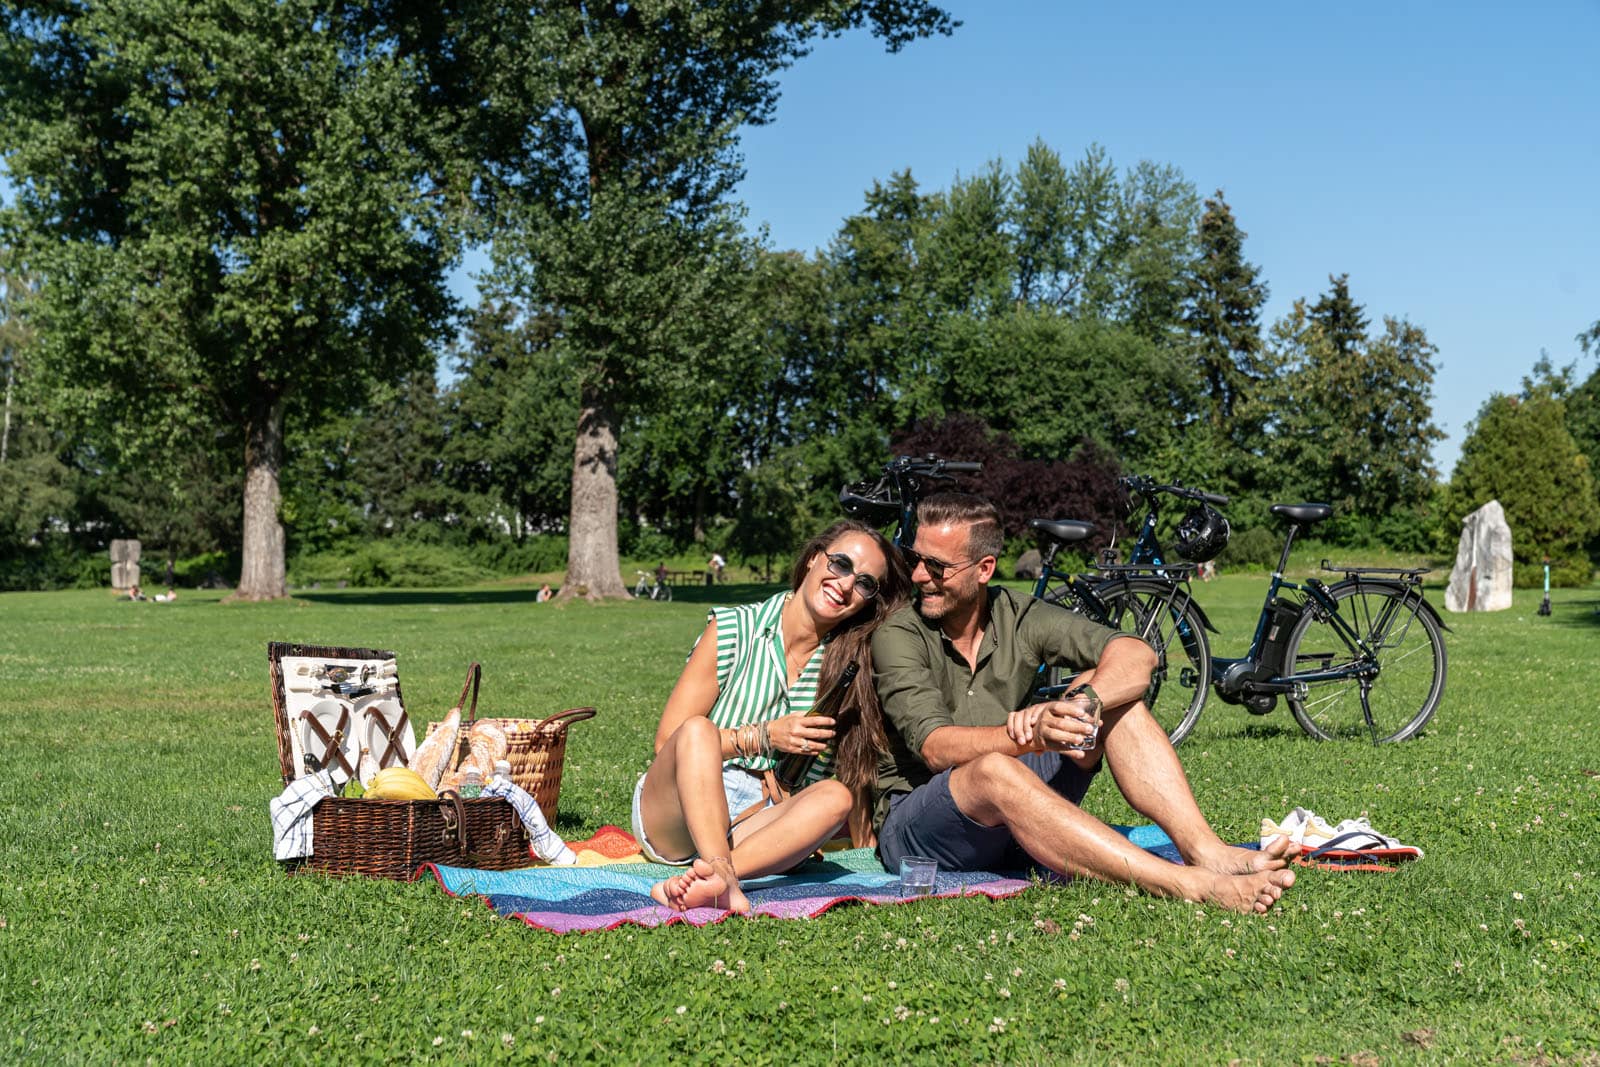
{"left": 800, "top": 531, "right": 890, "bottom": 630}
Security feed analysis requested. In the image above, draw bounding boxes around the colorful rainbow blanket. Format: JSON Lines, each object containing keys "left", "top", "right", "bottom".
{"left": 425, "top": 824, "right": 1186, "bottom": 934}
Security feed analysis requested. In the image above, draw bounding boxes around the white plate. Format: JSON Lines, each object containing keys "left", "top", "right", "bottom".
{"left": 298, "top": 697, "right": 360, "bottom": 787}
{"left": 356, "top": 694, "right": 416, "bottom": 772}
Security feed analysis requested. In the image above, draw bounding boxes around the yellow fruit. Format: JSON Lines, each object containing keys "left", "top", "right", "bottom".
{"left": 364, "top": 767, "right": 438, "bottom": 800}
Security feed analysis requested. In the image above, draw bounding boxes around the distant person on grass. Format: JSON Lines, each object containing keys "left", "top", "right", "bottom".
{"left": 638, "top": 520, "right": 911, "bottom": 914}
{"left": 871, "top": 493, "right": 1296, "bottom": 915}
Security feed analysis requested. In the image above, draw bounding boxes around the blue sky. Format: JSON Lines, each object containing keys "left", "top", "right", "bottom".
{"left": 723, "top": 1, "right": 1600, "bottom": 476}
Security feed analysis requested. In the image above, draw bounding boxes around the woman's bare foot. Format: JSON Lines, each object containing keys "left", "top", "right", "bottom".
{"left": 1193, "top": 834, "right": 1298, "bottom": 875}
{"left": 649, "top": 858, "right": 751, "bottom": 914}
{"left": 650, "top": 866, "right": 702, "bottom": 911}
{"left": 1198, "top": 867, "right": 1296, "bottom": 914}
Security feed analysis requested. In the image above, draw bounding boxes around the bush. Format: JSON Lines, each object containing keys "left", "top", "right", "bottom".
{"left": 289, "top": 541, "right": 492, "bottom": 588}
{"left": 0, "top": 537, "right": 103, "bottom": 592}
{"left": 1217, "top": 526, "right": 1279, "bottom": 570}
{"left": 466, "top": 535, "right": 570, "bottom": 576}
{"left": 174, "top": 550, "right": 234, "bottom": 588}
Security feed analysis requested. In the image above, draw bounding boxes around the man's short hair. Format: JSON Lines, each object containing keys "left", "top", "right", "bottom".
{"left": 917, "top": 492, "right": 1004, "bottom": 561}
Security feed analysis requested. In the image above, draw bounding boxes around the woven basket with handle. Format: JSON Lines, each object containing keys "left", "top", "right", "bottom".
{"left": 425, "top": 662, "right": 596, "bottom": 825}
{"left": 267, "top": 642, "right": 536, "bottom": 880}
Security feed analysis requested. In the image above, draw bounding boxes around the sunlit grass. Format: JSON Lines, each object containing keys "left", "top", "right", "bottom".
{"left": 1, "top": 578, "right": 1596, "bottom": 1062}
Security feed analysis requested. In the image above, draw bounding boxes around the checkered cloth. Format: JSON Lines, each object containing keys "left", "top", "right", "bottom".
{"left": 269, "top": 770, "right": 337, "bottom": 861}
{"left": 482, "top": 776, "right": 576, "bottom": 865}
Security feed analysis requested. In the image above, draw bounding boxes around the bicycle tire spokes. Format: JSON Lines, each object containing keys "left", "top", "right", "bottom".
{"left": 1285, "top": 583, "right": 1447, "bottom": 743}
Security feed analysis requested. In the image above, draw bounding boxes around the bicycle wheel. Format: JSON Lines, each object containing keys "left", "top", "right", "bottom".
{"left": 656, "top": 584, "right": 672, "bottom": 602}
{"left": 1284, "top": 582, "right": 1447, "bottom": 742}
{"left": 1089, "top": 579, "right": 1212, "bottom": 745}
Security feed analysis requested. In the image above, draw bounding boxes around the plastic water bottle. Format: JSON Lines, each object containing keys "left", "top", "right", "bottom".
{"left": 460, "top": 768, "right": 483, "bottom": 798}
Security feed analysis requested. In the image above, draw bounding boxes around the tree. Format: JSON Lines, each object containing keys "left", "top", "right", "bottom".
{"left": 1447, "top": 392, "right": 1600, "bottom": 585}
{"left": 1, "top": 0, "right": 457, "bottom": 599}
{"left": 1183, "top": 191, "right": 1268, "bottom": 429}
{"left": 1259, "top": 282, "right": 1443, "bottom": 531}
{"left": 441, "top": 1, "right": 955, "bottom": 599}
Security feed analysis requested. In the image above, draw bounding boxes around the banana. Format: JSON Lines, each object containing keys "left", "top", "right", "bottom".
{"left": 364, "top": 767, "right": 438, "bottom": 800}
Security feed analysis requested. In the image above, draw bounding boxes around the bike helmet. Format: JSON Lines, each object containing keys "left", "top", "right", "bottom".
{"left": 1174, "top": 504, "right": 1230, "bottom": 563}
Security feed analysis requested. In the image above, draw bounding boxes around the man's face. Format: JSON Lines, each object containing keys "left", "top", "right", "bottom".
{"left": 907, "top": 521, "right": 989, "bottom": 622}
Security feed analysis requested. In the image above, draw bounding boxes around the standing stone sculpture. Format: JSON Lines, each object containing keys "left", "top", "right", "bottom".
{"left": 110, "top": 539, "right": 142, "bottom": 591}
{"left": 1444, "top": 501, "right": 1513, "bottom": 612}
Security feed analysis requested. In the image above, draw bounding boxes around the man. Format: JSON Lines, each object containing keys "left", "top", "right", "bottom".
{"left": 872, "top": 493, "right": 1295, "bottom": 914}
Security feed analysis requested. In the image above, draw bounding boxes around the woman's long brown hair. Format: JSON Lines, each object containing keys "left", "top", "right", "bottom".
{"left": 788, "top": 519, "right": 911, "bottom": 846}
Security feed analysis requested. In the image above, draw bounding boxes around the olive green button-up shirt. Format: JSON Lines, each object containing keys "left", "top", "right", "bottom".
{"left": 870, "top": 586, "right": 1135, "bottom": 832}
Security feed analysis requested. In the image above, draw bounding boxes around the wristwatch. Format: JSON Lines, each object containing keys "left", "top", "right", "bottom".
{"left": 1063, "top": 682, "right": 1103, "bottom": 719}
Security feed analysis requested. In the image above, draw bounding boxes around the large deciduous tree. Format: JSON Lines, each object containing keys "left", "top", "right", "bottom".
{"left": 444, "top": 1, "right": 955, "bottom": 599}
{"left": 1, "top": 0, "right": 456, "bottom": 599}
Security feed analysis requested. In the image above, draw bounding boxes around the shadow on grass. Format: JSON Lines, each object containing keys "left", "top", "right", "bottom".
{"left": 290, "top": 581, "right": 786, "bottom": 608}
{"left": 1550, "top": 592, "right": 1600, "bottom": 628}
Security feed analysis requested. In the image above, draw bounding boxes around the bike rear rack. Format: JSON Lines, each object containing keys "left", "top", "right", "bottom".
{"left": 1320, "top": 560, "right": 1431, "bottom": 581}
{"left": 1096, "top": 562, "right": 1198, "bottom": 580}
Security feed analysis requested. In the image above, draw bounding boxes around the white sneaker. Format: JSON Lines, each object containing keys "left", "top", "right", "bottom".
{"left": 1260, "top": 807, "right": 1339, "bottom": 848}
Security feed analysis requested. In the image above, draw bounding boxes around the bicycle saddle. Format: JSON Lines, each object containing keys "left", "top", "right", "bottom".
{"left": 1028, "top": 518, "right": 1096, "bottom": 544}
{"left": 1270, "top": 503, "right": 1333, "bottom": 524}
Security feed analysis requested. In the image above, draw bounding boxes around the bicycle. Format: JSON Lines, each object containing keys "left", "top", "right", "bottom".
{"left": 1026, "top": 474, "right": 1229, "bottom": 744}
{"left": 1207, "top": 503, "right": 1449, "bottom": 743}
{"left": 840, "top": 456, "right": 1209, "bottom": 742}
{"left": 633, "top": 571, "right": 673, "bottom": 602}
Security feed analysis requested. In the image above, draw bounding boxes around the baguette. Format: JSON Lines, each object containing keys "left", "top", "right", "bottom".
{"left": 462, "top": 720, "right": 508, "bottom": 777}
{"left": 408, "top": 707, "right": 461, "bottom": 789}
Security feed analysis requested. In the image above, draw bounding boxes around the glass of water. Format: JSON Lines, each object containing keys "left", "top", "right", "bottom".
{"left": 899, "top": 856, "right": 938, "bottom": 897}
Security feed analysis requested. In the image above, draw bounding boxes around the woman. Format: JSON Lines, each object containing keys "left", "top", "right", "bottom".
{"left": 636, "top": 520, "right": 910, "bottom": 914}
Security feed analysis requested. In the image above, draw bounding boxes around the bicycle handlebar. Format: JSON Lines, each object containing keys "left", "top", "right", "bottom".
{"left": 1119, "top": 475, "right": 1229, "bottom": 507}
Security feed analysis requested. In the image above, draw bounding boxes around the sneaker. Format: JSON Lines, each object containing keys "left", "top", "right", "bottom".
{"left": 1260, "top": 807, "right": 1340, "bottom": 848}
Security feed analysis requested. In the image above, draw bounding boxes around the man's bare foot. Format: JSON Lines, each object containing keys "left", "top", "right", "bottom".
{"left": 1198, "top": 867, "right": 1296, "bottom": 915}
{"left": 1194, "top": 834, "right": 1298, "bottom": 875}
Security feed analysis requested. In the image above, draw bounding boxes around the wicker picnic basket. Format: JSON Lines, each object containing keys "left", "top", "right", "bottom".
{"left": 267, "top": 642, "right": 541, "bottom": 880}
{"left": 424, "top": 662, "right": 596, "bottom": 826}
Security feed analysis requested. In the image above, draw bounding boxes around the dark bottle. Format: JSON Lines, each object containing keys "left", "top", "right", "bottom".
{"left": 774, "top": 662, "right": 858, "bottom": 790}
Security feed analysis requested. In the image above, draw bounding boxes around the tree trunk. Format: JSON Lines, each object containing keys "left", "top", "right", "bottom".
{"left": 236, "top": 389, "right": 288, "bottom": 600}
{"left": 559, "top": 385, "right": 628, "bottom": 599}
{"left": 1, "top": 356, "right": 12, "bottom": 464}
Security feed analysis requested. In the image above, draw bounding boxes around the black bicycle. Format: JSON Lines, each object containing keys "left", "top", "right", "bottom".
{"left": 1208, "top": 503, "right": 1449, "bottom": 743}
{"left": 1027, "top": 475, "right": 1228, "bottom": 744}
{"left": 840, "top": 457, "right": 1210, "bottom": 743}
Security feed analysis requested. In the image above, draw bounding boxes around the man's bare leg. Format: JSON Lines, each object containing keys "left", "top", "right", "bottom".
{"left": 1092, "top": 700, "right": 1297, "bottom": 874}
{"left": 948, "top": 753, "right": 1294, "bottom": 915}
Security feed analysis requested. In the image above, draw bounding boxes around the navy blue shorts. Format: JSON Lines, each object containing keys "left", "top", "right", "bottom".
{"left": 877, "top": 751, "right": 1100, "bottom": 874}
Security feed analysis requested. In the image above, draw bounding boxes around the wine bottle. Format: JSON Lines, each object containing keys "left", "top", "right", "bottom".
{"left": 774, "top": 662, "right": 859, "bottom": 790}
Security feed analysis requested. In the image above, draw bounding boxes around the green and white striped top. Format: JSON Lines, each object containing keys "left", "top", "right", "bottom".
{"left": 703, "top": 591, "right": 834, "bottom": 785}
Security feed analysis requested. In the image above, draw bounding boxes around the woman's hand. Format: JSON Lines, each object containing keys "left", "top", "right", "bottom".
{"left": 767, "top": 712, "right": 836, "bottom": 755}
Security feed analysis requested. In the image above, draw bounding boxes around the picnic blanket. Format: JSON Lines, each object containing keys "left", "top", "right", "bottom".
{"left": 425, "top": 823, "right": 1190, "bottom": 934}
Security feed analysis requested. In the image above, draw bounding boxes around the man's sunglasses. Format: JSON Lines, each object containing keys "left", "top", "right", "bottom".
{"left": 900, "top": 547, "right": 980, "bottom": 581}
{"left": 824, "top": 553, "right": 881, "bottom": 600}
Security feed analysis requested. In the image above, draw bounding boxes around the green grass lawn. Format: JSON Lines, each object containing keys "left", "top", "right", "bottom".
{"left": 2, "top": 575, "right": 1596, "bottom": 1063}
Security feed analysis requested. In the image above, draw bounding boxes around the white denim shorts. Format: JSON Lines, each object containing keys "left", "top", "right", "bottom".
{"left": 631, "top": 763, "right": 769, "bottom": 865}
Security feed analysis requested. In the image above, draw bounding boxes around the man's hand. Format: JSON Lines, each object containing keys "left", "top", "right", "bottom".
{"left": 1008, "top": 697, "right": 1097, "bottom": 752}
{"left": 1035, "top": 694, "right": 1100, "bottom": 752}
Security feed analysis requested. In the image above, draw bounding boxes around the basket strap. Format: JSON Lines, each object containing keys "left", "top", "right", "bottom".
{"left": 299, "top": 706, "right": 355, "bottom": 778}
{"left": 537, "top": 706, "right": 597, "bottom": 731}
{"left": 437, "top": 790, "right": 469, "bottom": 854}
{"left": 363, "top": 704, "right": 412, "bottom": 768}
{"left": 456, "top": 663, "right": 482, "bottom": 725}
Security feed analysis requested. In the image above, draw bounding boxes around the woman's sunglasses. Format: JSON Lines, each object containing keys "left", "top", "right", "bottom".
{"left": 824, "top": 553, "right": 881, "bottom": 599}
{"left": 900, "top": 547, "right": 980, "bottom": 581}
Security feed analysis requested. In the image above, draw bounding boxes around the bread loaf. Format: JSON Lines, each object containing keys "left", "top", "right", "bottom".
{"left": 408, "top": 707, "right": 461, "bottom": 789}
{"left": 461, "top": 720, "right": 508, "bottom": 777}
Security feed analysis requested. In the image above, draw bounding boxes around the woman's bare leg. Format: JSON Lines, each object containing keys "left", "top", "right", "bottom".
{"left": 639, "top": 717, "right": 751, "bottom": 912}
